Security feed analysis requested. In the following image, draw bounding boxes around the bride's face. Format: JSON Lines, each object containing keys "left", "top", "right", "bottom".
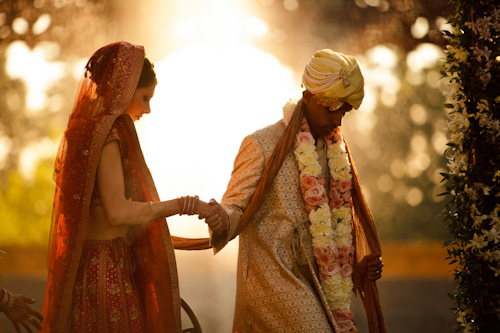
{"left": 124, "top": 84, "right": 156, "bottom": 121}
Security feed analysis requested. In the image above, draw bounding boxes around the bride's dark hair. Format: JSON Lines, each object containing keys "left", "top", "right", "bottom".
{"left": 137, "top": 58, "right": 157, "bottom": 88}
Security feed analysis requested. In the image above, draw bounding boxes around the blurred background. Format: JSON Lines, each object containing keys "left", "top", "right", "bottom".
{"left": 0, "top": 0, "right": 456, "bottom": 332}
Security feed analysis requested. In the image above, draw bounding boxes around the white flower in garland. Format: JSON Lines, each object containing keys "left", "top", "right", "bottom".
{"left": 282, "top": 98, "right": 298, "bottom": 125}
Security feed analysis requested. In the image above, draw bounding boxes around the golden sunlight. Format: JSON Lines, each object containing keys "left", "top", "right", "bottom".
{"left": 136, "top": 0, "right": 301, "bottom": 238}
{"left": 406, "top": 43, "right": 445, "bottom": 73}
{"left": 6, "top": 40, "right": 64, "bottom": 112}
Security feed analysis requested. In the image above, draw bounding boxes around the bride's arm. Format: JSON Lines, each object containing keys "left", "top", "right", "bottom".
{"left": 97, "top": 140, "right": 180, "bottom": 226}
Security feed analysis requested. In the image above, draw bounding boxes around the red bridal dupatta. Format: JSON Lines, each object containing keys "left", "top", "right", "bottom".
{"left": 41, "top": 42, "right": 182, "bottom": 332}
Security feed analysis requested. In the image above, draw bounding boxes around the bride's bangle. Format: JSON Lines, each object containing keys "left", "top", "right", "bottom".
{"left": 0, "top": 288, "right": 9, "bottom": 309}
{"left": 193, "top": 195, "right": 199, "bottom": 214}
{"left": 0, "top": 288, "right": 13, "bottom": 312}
{"left": 183, "top": 196, "right": 189, "bottom": 214}
{"left": 177, "top": 196, "right": 199, "bottom": 215}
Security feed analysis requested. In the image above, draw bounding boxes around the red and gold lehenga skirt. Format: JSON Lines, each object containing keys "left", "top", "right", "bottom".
{"left": 66, "top": 237, "right": 147, "bottom": 332}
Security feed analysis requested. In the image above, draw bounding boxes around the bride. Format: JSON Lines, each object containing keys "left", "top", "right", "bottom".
{"left": 41, "top": 41, "right": 208, "bottom": 332}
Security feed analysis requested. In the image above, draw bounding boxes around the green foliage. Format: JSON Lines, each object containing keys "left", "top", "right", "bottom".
{"left": 441, "top": 0, "right": 500, "bottom": 332}
{"left": 0, "top": 0, "right": 115, "bottom": 248}
{"left": 0, "top": 160, "right": 54, "bottom": 247}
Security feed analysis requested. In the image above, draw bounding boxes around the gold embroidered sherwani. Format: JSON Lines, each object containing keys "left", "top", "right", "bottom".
{"left": 212, "top": 120, "right": 339, "bottom": 333}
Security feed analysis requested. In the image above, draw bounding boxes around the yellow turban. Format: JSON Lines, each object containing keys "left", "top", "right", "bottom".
{"left": 302, "top": 49, "right": 365, "bottom": 110}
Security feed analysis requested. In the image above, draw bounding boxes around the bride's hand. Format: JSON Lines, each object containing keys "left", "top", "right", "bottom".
{"left": 197, "top": 199, "right": 229, "bottom": 235}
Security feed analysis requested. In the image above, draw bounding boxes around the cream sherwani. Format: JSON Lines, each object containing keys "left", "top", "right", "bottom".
{"left": 212, "top": 120, "right": 339, "bottom": 333}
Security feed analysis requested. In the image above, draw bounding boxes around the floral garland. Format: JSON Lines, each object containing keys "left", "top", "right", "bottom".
{"left": 283, "top": 99, "right": 357, "bottom": 333}
{"left": 442, "top": 1, "right": 500, "bottom": 332}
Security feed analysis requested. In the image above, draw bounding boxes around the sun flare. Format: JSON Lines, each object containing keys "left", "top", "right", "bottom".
{"left": 133, "top": 0, "right": 301, "bottom": 238}
{"left": 139, "top": 43, "right": 299, "bottom": 238}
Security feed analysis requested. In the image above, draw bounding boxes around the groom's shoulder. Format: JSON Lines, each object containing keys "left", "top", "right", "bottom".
{"left": 251, "top": 119, "right": 285, "bottom": 143}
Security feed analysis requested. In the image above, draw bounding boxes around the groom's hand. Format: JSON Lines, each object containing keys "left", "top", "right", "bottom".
{"left": 197, "top": 199, "right": 229, "bottom": 235}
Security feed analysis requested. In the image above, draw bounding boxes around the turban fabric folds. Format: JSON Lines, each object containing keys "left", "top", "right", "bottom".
{"left": 302, "top": 49, "right": 365, "bottom": 110}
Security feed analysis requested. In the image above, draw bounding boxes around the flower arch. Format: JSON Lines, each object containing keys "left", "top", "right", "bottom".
{"left": 442, "top": 1, "right": 500, "bottom": 332}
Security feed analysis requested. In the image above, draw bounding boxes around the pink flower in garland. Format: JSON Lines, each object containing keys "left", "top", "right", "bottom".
{"left": 296, "top": 131, "right": 314, "bottom": 146}
{"left": 333, "top": 309, "right": 354, "bottom": 321}
{"left": 304, "top": 185, "right": 327, "bottom": 206}
{"left": 339, "top": 179, "right": 352, "bottom": 193}
{"left": 301, "top": 174, "right": 317, "bottom": 190}
{"left": 342, "top": 190, "right": 352, "bottom": 202}
{"left": 305, "top": 204, "right": 315, "bottom": 212}
{"left": 337, "top": 248, "right": 350, "bottom": 265}
{"left": 341, "top": 263, "right": 353, "bottom": 277}
{"left": 304, "top": 194, "right": 324, "bottom": 206}
{"left": 320, "top": 263, "right": 341, "bottom": 280}
{"left": 339, "top": 245, "right": 354, "bottom": 265}
{"left": 334, "top": 309, "right": 355, "bottom": 333}
{"left": 300, "top": 120, "right": 310, "bottom": 132}
{"left": 314, "top": 246, "right": 328, "bottom": 258}
{"left": 327, "top": 242, "right": 339, "bottom": 257}
{"left": 333, "top": 130, "right": 342, "bottom": 143}
{"left": 317, "top": 252, "right": 333, "bottom": 267}
{"left": 329, "top": 187, "right": 341, "bottom": 200}
{"left": 310, "top": 184, "right": 325, "bottom": 197}
{"left": 337, "top": 320, "right": 354, "bottom": 333}
{"left": 330, "top": 198, "right": 344, "bottom": 210}
{"left": 349, "top": 248, "right": 354, "bottom": 265}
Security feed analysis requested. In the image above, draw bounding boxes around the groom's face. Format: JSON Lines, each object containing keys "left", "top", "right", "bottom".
{"left": 303, "top": 91, "right": 352, "bottom": 140}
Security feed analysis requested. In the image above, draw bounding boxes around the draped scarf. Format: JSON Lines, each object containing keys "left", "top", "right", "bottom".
{"left": 41, "top": 42, "right": 182, "bottom": 332}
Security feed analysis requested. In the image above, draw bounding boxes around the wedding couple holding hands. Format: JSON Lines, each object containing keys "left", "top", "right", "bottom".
{"left": 2, "top": 41, "right": 386, "bottom": 333}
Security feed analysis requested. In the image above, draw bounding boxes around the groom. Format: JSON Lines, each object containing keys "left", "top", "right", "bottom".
{"left": 200, "top": 49, "right": 386, "bottom": 333}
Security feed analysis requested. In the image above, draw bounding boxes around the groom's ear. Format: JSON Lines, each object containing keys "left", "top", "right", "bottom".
{"left": 302, "top": 90, "right": 313, "bottom": 104}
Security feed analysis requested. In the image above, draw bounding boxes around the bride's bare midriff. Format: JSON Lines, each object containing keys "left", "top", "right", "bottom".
{"left": 86, "top": 205, "right": 128, "bottom": 240}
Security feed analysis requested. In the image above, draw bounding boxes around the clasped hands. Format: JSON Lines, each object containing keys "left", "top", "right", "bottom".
{"left": 197, "top": 199, "right": 229, "bottom": 235}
